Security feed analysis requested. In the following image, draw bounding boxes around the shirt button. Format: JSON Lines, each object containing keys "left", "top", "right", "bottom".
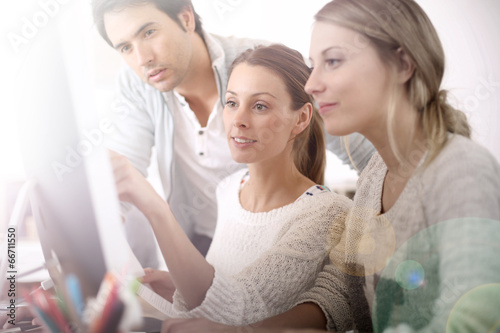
{"left": 199, "top": 152, "right": 204, "bottom": 156}
{"left": 198, "top": 130, "right": 204, "bottom": 135}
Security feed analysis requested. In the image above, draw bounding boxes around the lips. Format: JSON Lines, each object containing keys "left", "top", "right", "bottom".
{"left": 234, "top": 137, "right": 257, "bottom": 143}
{"left": 147, "top": 68, "right": 166, "bottom": 82}
{"left": 317, "top": 102, "right": 338, "bottom": 115}
{"left": 231, "top": 136, "right": 257, "bottom": 148}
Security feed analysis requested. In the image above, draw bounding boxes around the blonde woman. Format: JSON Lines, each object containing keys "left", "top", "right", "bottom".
{"left": 161, "top": 0, "right": 500, "bottom": 332}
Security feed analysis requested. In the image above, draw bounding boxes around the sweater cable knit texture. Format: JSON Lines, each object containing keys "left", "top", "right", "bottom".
{"left": 171, "top": 168, "right": 352, "bottom": 325}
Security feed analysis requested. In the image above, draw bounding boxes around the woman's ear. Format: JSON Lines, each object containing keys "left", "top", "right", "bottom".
{"left": 396, "top": 47, "right": 416, "bottom": 84}
{"left": 292, "top": 103, "right": 313, "bottom": 136}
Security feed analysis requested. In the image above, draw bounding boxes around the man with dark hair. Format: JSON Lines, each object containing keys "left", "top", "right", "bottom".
{"left": 91, "top": 0, "right": 374, "bottom": 256}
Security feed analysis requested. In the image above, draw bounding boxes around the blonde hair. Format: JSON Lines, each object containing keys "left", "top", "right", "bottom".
{"left": 315, "top": 0, "right": 470, "bottom": 166}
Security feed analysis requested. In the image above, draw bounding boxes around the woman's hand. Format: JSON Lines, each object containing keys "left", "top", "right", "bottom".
{"left": 109, "top": 150, "right": 164, "bottom": 219}
{"left": 0, "top": 305, "right": 39, "bottom": 329}
{"left": 141, "top": 268, "right": 176, "bottom": 303}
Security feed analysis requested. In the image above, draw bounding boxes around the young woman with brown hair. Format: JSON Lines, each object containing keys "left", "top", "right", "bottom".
{"left": 110, "top": 44, "right": 351, "bottom": 326}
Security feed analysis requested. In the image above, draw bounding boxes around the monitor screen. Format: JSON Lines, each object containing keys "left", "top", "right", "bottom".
{"left": 16, "top": 1, "right": 142, "bottom": 300}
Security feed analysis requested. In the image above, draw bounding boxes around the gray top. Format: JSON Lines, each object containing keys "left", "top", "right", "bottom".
{"left": 297, "top": 134, "right": 500, "bottom": 332}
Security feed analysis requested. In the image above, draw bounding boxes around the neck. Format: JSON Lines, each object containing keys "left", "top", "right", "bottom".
{"left": 364, "top": 100, "right": 427, "bottom": 176}
{"left": 241, "top": 150, "right": 314, "bottom": 212}
{"left": 175, "top": 33, "right": 217, "bottom": 102}
{"left": 174, "top": 33, "right": 218, "bottom": 127}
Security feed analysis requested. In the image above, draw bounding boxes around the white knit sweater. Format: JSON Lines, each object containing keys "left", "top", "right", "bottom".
{"left": 171, "top": 168, "right": 352, "bottom": 325}
{"left": 298, "top": 135, "right": 500, "bottom": 332}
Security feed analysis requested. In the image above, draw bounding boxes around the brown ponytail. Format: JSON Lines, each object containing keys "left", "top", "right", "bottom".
{"left": 229, "top": 44, "right": 326, "bottom": 184}
{"left": 293, "top": 109, "right": 326, "bottom": 185}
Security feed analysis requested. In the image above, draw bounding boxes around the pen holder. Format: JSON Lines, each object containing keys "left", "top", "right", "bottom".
{"left": 23, "top": 272, "right": 142, "bottom": 333}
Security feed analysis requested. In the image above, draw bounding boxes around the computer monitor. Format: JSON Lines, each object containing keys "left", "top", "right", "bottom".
{"left": 16, "top": 1, "right": 142, "bottom": 300}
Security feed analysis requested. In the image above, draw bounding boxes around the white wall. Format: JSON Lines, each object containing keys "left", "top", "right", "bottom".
{"left": 191, "top": 0, "right": 500, "bottom": 162}
{"left": 418, "top": 0, "right": 500, "bottom": 161}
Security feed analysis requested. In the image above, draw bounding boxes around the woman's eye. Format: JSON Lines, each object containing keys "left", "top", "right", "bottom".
{"left": 225, "top": 100, "right": 237, "bottom": 108}
{"left": 255, "top": 103, "right": 267, "bottom": 111}
{"left": 326, "top": 59, "right": 340, "bottom": 67}
{"left": 145, "top": 29, "right": 155, "bottom": 37}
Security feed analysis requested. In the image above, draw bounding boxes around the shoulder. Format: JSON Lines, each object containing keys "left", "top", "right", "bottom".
{"left": 420, "top": 134, "right": 500, "bottom": 220}
{"left": 292, "top": 189, "right": 352, "bottom": 223}
{"left": 422, "top": 134, "right": 500, "bottom": 183}
{"left": 276, "top": 191, "right": 352, "bottom": 252}
{"left": 209, "top": 33, "right": 270, "bottom": 64}
{"left": 115, "top": 66, "right": 159, "bottom": 105}
{"left": 447, "top": 134, "right": 497, "bottom": 164}
{"left": 321, "top": 190, "right": 353, "bottom": 213}
{"left": 356, "top": 152, "right": 386, "bottom": 194}
{"left": 116, "top": 66, "right": 149, "bottom": 94}
{"left": 114, "top": 66, "right": 169, "bottom": 119}
{"left": 216, "top": 168, "right": 248, "bottom": 197}
{"left": 116, "top": 66, "right": 167, "bottom": 101}
{"left": 360, "top": 152, "right": 385, "bottom": 177}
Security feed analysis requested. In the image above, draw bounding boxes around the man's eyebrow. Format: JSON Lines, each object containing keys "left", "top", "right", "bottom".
{"left": 226, "top": 91, "right": 277, "bottom": 99}
{"left": 113, "top": 22, "right": 156, "bottom": 50}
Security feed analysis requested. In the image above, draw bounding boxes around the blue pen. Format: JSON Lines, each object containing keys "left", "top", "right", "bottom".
{"left": 65, "top": 274, "right": 85, "bottom": 320}
{"left": 32, "top": 305, "right": 60, "bottom": 333}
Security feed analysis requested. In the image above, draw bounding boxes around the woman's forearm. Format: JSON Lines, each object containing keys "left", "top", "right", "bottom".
{"left": 109, "top": 150, "right": 215, "bottom": 309}
{"left": 145, "top": 198, "right": 215, "bottom": 310}
{"left": 259, "top": 303, "right": 327, "bottom": 330}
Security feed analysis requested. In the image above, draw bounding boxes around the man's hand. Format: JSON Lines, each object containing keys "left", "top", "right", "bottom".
{"left": 141, "top": 268, "right": 176, "bottom": 303}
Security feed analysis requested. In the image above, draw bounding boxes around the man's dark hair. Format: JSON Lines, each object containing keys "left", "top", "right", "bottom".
{"left": 91, "top": 0, "right": 204, "bottom": 46}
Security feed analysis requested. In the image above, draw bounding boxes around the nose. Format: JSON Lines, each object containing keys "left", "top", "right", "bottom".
{"left": 305, "top": 67, "right": 326, "bottom": 96}
{"left": 232, "top": 107, "right": 249, "bottom": 129}
{"left": 134, "top": 45, "right": 154, "bottom": 67}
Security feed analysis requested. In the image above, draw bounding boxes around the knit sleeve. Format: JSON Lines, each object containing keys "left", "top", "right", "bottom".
{"left": 293, "top": 215, "right": 374, "bottom": 332}
{"left": 172, "top": 194, "right": 352, "bottom": 325}
{"left": 293, "top": 261, "right": 361, "bottom": 331}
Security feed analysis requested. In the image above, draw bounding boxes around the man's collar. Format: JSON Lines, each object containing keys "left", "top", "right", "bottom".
{"left": 203, "top": 30, "right": 225, "bottom": 72}
{"left": 202, "top": 30, "right": 228, "bottom": 106}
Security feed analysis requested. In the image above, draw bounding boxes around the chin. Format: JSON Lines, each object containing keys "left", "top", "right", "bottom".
{"left": 230, "top": 151, "right": 258, "bottom": 165}
{"left": 325, "top": 127, "right": 347, "bottom": 137}
{"left": 152, "top": 82, "right": 175, "bottom": 93}
{"left": 231, "top": 156, "right": 254, "bottom": 164}
{"left": 146, "top": 75, "right": 179, "bottom": 92}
